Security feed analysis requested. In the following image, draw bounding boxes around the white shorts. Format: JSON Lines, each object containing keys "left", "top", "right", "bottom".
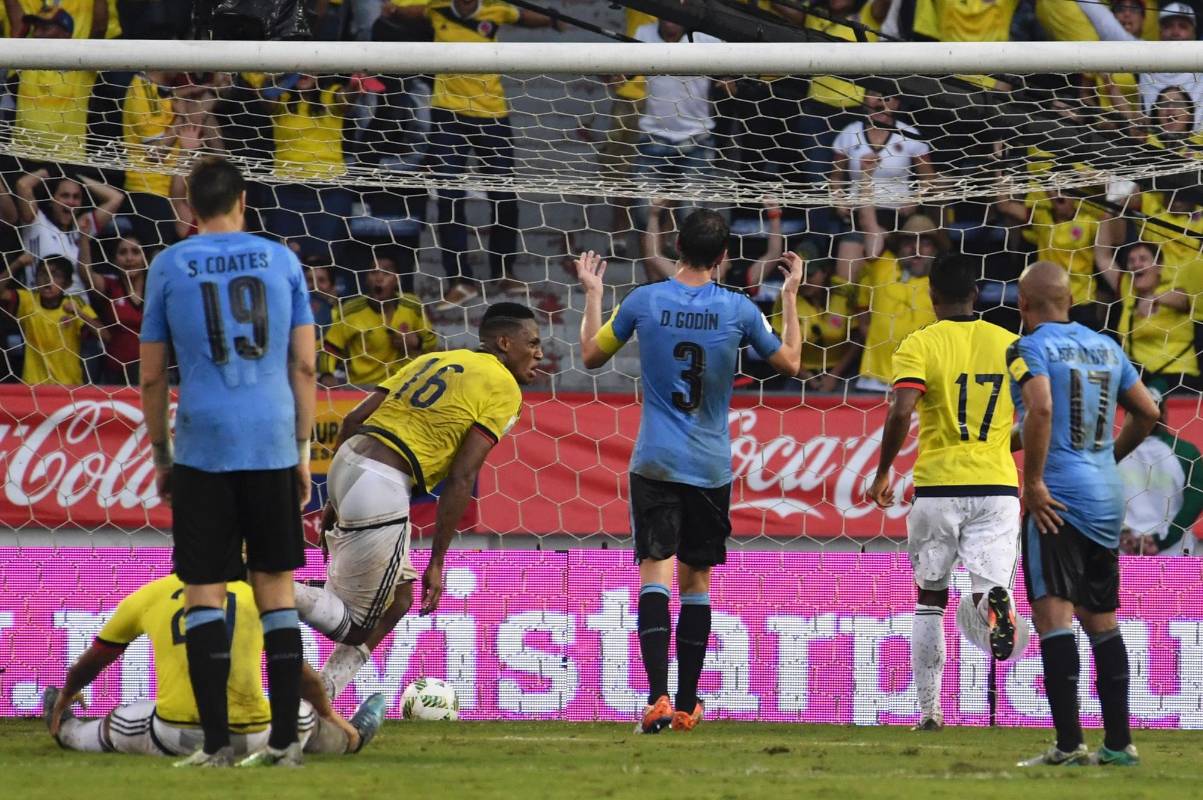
{"left": 326, "top": 436, "right": 418, "bottom": 630}
{"left": 907, "top": 495, "right": 1020, "bottom": 591}
{"left": 100, "top": 701, "right": 315, "bottom": 756}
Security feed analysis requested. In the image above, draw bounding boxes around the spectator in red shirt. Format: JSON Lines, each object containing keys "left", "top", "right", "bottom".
{"left": 92, "top": 235, "right": 148, "bottom": 385}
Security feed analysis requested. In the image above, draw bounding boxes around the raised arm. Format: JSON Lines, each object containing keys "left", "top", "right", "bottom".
{"left": 766, "top": 252, "right": 804, "bottom": 377}
{"left": 745, "top": 202, "right": 785, "bottom": 290}
{"left": 80, "top": 176, "right": 125, "bottom": 237}
{"left": 1076, "top": 0, "right": 1137, "bottom": 41}
{"left": 422, "top": 431, "right": 495, "bottom": 615}
{"left": 90, "top": 0, "right": 107, "bottom": 38}
{"left": 641, "top": 198, "right": 677, "bottom": 282}
{"left": 14, "top": 169, "right": 49, "bottom": 226}
{"left": 576, "top": 250, "right": 617, "bottom": 369}
{"left": 289, "top": 324, "right": 318, "bottom": 508}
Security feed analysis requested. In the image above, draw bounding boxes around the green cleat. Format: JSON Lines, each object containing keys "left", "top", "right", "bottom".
{"left": 1017, "top": 743, "right": 1091, "bottom": 767}
{"left": 1096, "top": 744, "right": 1140, "bottom": 766}
{"left": 174, "top": 746, "right": 235, "bottom": 767}
{"left": 349, "top": 693, "right": 389, "bottom": 754}
{"left": 237, "top": 741, "right": 304, "bottom": 768}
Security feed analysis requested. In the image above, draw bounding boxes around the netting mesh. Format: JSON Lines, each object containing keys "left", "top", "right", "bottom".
{"left": 2, "top": 33, "right": 1203, "bottom": 558}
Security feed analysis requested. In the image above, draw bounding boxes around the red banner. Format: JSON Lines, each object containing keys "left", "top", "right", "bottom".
{"left": 4, "top": 385, "right": 1201, "bottom": 539}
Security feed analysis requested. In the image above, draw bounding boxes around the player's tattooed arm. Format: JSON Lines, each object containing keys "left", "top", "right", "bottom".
{"left": 1020, "top": 375, "right": 1067, "bottom": 534}
{"left": 139, "top": 341, "right": 173, "bottom": 506}
{"left": 1114, "top": 381, "right": 1160, "bottom": 463}
{"left": 867, "top": 386, "right": 921, "bottom": 508}
{"left": 423, "top": 431, "right": 495, "bottom": 615}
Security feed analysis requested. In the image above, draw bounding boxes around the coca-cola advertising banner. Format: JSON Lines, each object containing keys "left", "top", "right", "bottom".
{"left": 2, "top": 548, "right": 1201, "bottom": 727}
{"left": 4, "top": 385, "right": 1202, "bottom": 539}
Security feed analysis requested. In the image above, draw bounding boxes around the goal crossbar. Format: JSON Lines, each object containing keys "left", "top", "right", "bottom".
{"left": 4, "top": 39, "right": 1203, "bottom": 76}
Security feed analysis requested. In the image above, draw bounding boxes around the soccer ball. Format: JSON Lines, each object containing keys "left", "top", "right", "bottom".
{"left": 401, "top": 678, "right": 459, "bottom": 721}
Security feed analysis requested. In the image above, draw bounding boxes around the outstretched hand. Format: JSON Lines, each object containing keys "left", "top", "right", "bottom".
{"left": 779, "top": 251, "right": 804, "bottom": 296}
{"left": 574, "top": 250, "right": 607, "bottom": 294}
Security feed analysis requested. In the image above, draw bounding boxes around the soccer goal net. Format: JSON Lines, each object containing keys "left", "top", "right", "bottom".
{"left": 0, "top": 33, "right": 1201, "bottom": 726}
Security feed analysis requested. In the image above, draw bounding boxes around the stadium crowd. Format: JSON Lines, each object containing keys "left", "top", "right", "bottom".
{"left": 2, "top": 0, "right": 1203, "bottom": 398}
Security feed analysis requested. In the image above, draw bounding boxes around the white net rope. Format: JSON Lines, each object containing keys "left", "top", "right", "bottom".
{"left": 0, "top": 35, "right": 1202, "bottom": 556}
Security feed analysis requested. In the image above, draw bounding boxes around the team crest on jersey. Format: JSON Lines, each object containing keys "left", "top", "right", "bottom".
{"left": 478, "top": 20, "right": 496, "bottom": 37}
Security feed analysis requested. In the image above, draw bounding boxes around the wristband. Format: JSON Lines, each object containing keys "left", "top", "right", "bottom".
{"left": 151, "top": 440, "right": 173, "bottom": 470}
{"left": 765, "top": 209, "right": 782, "bottom": 220}
{"left": 297, "top": 438, "right": 312, "bottom": 466}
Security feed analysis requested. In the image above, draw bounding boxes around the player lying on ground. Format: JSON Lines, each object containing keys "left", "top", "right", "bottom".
{"left": 42, "top": 574, "right": 388, "bottom": 758}
{"left": 868, "top": 254, "right": 1032, "bottom": 732}
{"left": 294, "top": 302, "right": 543, "bottom": 700}
{"left": 1010, "top": 262, "right": 1159, "bottom": 767}
{"left": 140, "top": 155, "right": 316, "bottom": 767}
{"left": 576, "top": 209, "right": 803, "bottom": 733}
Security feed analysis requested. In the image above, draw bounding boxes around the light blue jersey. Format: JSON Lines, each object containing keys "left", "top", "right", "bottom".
{"left": 1009, "top": 321, "right": 1139, "bottom": 547}
{"left": 141, "top": 232, "right": 314, "bottom": 472}
{"left": 604, "top": 279, "right": 782, "bottom": 488}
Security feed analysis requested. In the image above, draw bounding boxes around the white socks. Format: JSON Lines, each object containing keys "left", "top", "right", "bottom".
{"left": 912, "top": 604, "right": 946, "bottom": 722}
{"left": 294, "top": 583, "right": 354, "bottom": 642}
{"left": 56, "top": 718, "right": 105, "bottom": 752}
{"left": 321, "top": 643, "right": 372, "bottom": 701}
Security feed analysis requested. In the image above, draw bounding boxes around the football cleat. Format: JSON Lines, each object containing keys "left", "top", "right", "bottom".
{"left": 1017, "top": 743, "right": 1091, "bottom": 767}
{"left": 670, "top": 700, "right": 704, "bottom": 732}
{"left": 350, "top": 692, "right": 389, "bottom": 753}
{"left": 986, "top": 586, "right": 1017, "bottom": 661}
{"left": 636, "top": 695, "right": 673, "bottom": 734}
{"left": 237, "top": 741, "right": 304, "bottom": 767}
{"left": 174, "top": 746, "right": 235, "bottom": 768}
{"left": 1095, "top": 744, "right": 1140, "bottom": 766}
{"left": 910, "top": 716, "right": 944, "bottom": 732}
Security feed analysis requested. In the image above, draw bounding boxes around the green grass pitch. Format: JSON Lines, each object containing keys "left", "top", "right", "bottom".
{"left": 3, "top": 719, "right": 1199, "bottom": 799}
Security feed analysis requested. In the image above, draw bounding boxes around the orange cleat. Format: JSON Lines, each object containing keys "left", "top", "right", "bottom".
{"left": 671, "top": 700, "right": 704, "bottom": 732}
{"left": 638, "top": 695, "right": 673, "bottom": 734}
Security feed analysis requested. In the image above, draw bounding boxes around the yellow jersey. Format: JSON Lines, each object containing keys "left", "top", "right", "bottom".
{"left": 805, "top": 6, "right": 879, "bottom": 109}
{"left": 19, "top": 0, "right": 121, "bottom": 38}
{"left": 323, "top": 294, "right": 437, "bottom": 386}
{"left": 427, "top": 0, "right": 521, "bottom": 118}
{"left": 913, "top": 0, "right": 1019, "bottom": 42}
{"left": 770, "top": 285, "right": 853, "bottom": 373}
{"left": 1117, "top": 274, "right": 1198, "bottom": 376}
{"left": 856, "top": 253, "right": 936, "bottom": 384}
{"left": 273, "top": 87, "right": 347, "bottom": 180}
{"left": 14, "top": 70, "right": 95, "bottom": 162}
{"left": 363, "top": 349, "right": 522, "bottom": 493}
{"left": 614, "top": 9, "right": 656, "bottom": 102}
{"left": 95, "top": 576, "right": 272, "bottom": 732}
{"left": 123, "top": 74, "right": 176, "bottom": 197}
{"left": 1028, "top": 211, "right": 1101, "bottom": 306}
{"left": 891, "top": 317, "right": 1020, "bottom": 493}
{"left": 1137, "top": 192, "right": 1203, "bottom": 295}
{"left": 15, "top": 290, "right": 97, "bottom": 385}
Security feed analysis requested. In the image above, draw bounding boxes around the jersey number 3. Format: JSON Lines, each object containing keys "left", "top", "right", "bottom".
{"left": 955, "top": 372, "right": 1004, "bottom": 442}
{"left": 201, "top": 277, "right": 268, "bottom": 364}
{"left": 672, "top": 342, "right": 705, "bottom": 412}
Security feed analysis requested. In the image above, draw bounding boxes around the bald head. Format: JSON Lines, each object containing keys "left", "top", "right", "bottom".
{"left": 1018, "top": 261, "right": 1072, "bottom": 324}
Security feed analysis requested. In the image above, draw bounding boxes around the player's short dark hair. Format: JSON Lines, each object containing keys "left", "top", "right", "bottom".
{"left": 479, "top": 302, "right": 535, "bottom": 340}
{"left": 678, "top": 209, "right": 729, "bottom": 269}
{"left": 187, "top": 155, "right": 246, "bottom": 221}
{"left": 41, "top": 256, "right": 74, "bottom": 284}
{"left": 929, "top": 254, "right": 979, "bottom": 303}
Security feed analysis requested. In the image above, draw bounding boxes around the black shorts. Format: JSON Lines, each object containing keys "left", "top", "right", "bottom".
{"left": 1022, "top": 514, "right": 1120, "bottom": 612}
{"left": 172, "top": 464, "right": 306, "bottom": 585}
{"left": 629, "top": 474, "right": 732, "bottom": 569}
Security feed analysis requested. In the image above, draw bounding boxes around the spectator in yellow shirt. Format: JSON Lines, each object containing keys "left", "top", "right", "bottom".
{"left": 262, "top": 74, "right": 365, "bottom": 263}
{"left": 0, "top": 256, "right": 109, "bottom": 385}
{"left": 769, "top": 258, "right": 859, "bottom": 393}
{"left": 9, "top": 0, "right": 113, "bottom": 39}
{"left": 426, "top": 0, "right": 561, "bottom": 307}
{"left": 13, "top": 8, "right": 95, "bottom": 163}
{"left": 321, "top": 256, "right": 437, "bottom": 386}
{"left": 1116, "top": 242, "right": 1199, "bottom": 383}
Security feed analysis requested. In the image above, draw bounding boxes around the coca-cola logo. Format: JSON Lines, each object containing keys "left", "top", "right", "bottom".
{"left": 727, "top": 409, "right": 916, "bottom": 522}
{"left": 5, "top": 398, "right": 168, "bottom": 513}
